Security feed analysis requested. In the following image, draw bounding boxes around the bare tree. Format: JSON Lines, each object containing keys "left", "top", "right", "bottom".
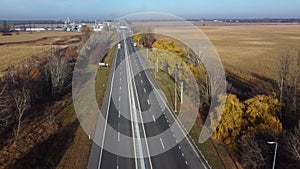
{"left": 277, "top": 48, "right": 291, "bottom": 112}
{"left": 4, "top": 63, "right": 32, "bottom": 141}
{"left": 12, "top": 87, "right": 30, "bottom": 141}
{"left": 0, "top": 85, "right": 14, "bottom": 130}
{"left": 47, "top": 53, "right": 73, "bottom": 98}
{"left": 289, "top": 50, "right": 300, "bottom": 116}
{"left": 238, "top": 138, "right": 266, "bottom": 169}
{"left": 276, "top": 48, "right": 300, "bottom": 122}
{"left": 285, "top": 121, "right": 300, "bottom": 164}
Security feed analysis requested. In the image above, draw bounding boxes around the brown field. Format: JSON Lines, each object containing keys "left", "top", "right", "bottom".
{"left": 0, "top": 31, "right": 81, "bottom": 76}
{"left": 155, "top": 25, "right": 300, "bottom": 82}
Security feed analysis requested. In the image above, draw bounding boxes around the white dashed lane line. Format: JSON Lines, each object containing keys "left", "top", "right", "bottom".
{"left": 143, "top": 88, "right": 146, "bottom": 93}
{"left": 152, "top": 115, "right": 156, "bottom": 123}
{"left": 147, "top": 99, "right": 150, "bottom": 105}
{"left": 160, "top": 138, "right": 165, "bottom": 149}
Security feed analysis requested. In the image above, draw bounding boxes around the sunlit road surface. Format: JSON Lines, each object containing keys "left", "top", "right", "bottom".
{"left": 87, "top": 30, "right": 207, "bottom": 169}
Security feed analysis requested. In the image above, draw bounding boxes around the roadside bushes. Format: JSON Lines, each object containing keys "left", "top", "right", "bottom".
{"left": 211, "top": 94, "right": 283, "bottom": 169}
{"left": 211, "top": 94, "right": 282, "bottom": 146}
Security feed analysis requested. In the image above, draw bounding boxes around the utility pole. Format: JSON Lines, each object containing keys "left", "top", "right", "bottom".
{"left": 147, "top": 48, "right": 149, "bottom": 58}
{"left": 156, "top": 52, "right": 158, "bottom": 73}
{"left": 174, "top": 65, "right": 177, "bottom": 113}
{"left": 181, "top": 81, "right": 183, "bottom": 104}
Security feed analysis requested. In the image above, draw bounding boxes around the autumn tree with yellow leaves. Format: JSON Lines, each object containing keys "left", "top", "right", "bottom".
{"left": 211, "top": 94, "right": 282, "bottom": 146}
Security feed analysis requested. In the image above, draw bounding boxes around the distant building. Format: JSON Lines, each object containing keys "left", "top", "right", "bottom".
{"left": 26, "top": 28, "right": 46, "bottom": 31}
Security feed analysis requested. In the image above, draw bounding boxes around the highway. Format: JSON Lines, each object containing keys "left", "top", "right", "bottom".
{"left": 88, "top": 29, "right": 208, "bottom": 169}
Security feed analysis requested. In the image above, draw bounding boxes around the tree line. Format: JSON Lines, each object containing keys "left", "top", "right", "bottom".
{"left": 0, "top": 47, "right": 77, "bottom": 142}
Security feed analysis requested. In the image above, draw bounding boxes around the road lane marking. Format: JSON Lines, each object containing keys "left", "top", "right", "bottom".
{"left": 139, "top": 73, "right": 141, "bottom": 77}
{"left": 143, "top": 88, "right": 146, "bottom": 93}
{"left": 120, "top": 86, "right": 122, "bottom": 90}
{"left": 145, "top": 71, "right": 205, "bottom": 163}
{"left": 147, "top": 99, "right": 150, "bottom": 105}
{"left": 120, "top": 78, "right": 122, "bottom": 83}
{"left": 152, "top": 115, "right": 156, "bottom": 123}
{"left": 182, "top": 153, "right": 185, "bottom": 157}
{"left": 125, "top": 36, "right": 150, "bottom": 169}
{"left": 179, "top": 146, "right": 181, "bottom": 150}
{"left": 141, "top": 80, "right": 143, "bottom": 84}
{"left": 119, "top": 110, "right": 121, "bottom": 118}
{"left": 119, "top": 96, "right": 121, "bottom": 102}
{"left": 185, "top": 161, "right": 188, "bottom": 165}
{"left": 98, "top": 43, "right": 118, "bottom": 169}
{"left": 118, "top": 132, "right": 120, "bottom": 142}
{"left": 160, "top": 138, "right": 165, "bottom": 149}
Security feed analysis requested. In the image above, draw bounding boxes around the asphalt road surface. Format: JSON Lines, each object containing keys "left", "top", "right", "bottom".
{"left": 87, "top": 30, "right": 208, "bottom": 169}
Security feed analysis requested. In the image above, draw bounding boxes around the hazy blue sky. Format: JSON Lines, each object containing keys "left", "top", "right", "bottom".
{"left": 0, "top": 0, "right": 299, "bottom": 20}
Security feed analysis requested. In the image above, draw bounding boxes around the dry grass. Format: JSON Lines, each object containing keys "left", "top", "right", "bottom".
{"left": 0, "top": 45, "right": 51, "bottom": 73}
{"left": 0, "top": 31, "right": 81, "bottom": 76}
{"left": 0, "top": 31, "right": 80, "bottom": 44}
{"left": 155, "top": 25, "right": 300, "bottom": 81}
{"left": 201, "top": 25, "right": 300, "bottom": 80}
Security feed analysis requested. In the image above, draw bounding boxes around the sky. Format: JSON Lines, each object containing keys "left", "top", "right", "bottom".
{"left": 0, "top": 0, "right": 300, "bottom": 20}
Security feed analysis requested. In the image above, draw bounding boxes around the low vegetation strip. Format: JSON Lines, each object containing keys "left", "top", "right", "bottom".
{"left": 55, "top": 46, "right": 116, "bottom": 169}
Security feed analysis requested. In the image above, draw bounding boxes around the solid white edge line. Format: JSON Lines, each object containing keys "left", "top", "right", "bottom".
{"left": 138, "top": 52, "right": 209, "bottom": 169}
{"left": 98, "top": 39, "right": 118, "bottom": 169}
